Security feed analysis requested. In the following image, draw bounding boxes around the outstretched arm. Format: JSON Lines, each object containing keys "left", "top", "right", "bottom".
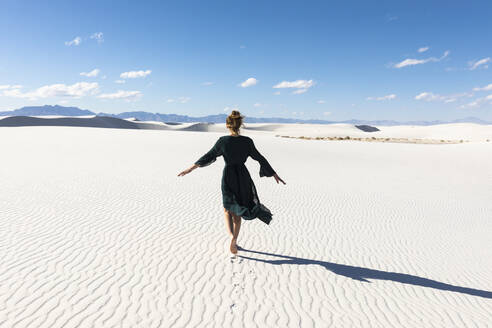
{"left": 249, "top": 139, "right": 286, "bottom": 184}
{"left": 178, "top": 138, "right": 222, "bottom": 177}
{"left": 178, "top": 164, "right": 199, "bottom": 177}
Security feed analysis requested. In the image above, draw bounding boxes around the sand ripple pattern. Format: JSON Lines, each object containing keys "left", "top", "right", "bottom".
{"left": 0, "top": 127, "right": 491, "bottom": 327}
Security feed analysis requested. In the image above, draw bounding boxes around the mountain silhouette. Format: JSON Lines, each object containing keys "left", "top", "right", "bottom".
{"left": 1, "top": 105, "right": 490, "bottom": 126}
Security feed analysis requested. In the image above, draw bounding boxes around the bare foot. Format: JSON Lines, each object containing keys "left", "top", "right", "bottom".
{"left": 230, "top": 238, "right": 238, "bottom": 254}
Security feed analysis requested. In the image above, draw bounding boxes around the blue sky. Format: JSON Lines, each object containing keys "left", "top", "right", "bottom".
{"left": 1, "top": 0, "right": 491, "bottom": 121}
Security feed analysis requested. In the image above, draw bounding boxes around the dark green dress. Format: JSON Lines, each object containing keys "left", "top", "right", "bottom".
{"left": 194, "top": 135, "right": 276, "bottom": 225}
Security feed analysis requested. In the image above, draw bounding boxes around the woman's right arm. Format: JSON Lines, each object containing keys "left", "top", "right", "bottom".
{"left": 177, "top": 164, "right": 199, "bottom": 176}
{"left": 194, "top": 138, "right": 223, "bottom": 167}
{"left": 178, "top": 138, "right": 222, "bottom": 177}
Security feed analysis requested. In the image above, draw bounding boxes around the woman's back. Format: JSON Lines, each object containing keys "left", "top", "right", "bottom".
{"left": 221, "top": 135, "right": 251, "bottom": 165}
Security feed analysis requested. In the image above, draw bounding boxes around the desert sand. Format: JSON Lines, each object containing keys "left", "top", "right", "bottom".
{"left": 0, "top": 123, "right": 491, "bottom": 327}
{"left": 2, "top": 115, "right": 492, "bottom": 143}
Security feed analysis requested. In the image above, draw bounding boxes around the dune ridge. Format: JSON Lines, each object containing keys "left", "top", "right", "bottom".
{"left": 0, "top": 116, "right": 169, "bottom": 130}
{"left": 1, "top": 116, "right": 492, "bottom": 142}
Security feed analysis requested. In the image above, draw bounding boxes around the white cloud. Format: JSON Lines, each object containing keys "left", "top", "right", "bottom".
{"left": 394, "top": 58, "right": 428, "bottom": 68}
{"left": 367, "top": 94, "right": 396, "bottom": 101}
{"left": 460, "top": 94, "right": 492, "bottom": 108}
{"left": 460, "top": 101, "right": 479, "bottom": 108}
{"left": 120, "top": 70, "right": 152, "bottom": 79}
{"left": 98, "top": 90, "right": 142, "bottom": 100}
{"left": 80, "top": 68, "right": 100, "bottom": 77}
{"left": 473, "top": 83, "right": 492, "bottom": 91}
{"left": 202, "top": 82, "right": 214, "bottom": 86}
{"left": 386, "top": 14, "right": 398, "bottom": 22}
{"left": 240, "top": 77, "right": 257, "bottom": 88}
{"left": 323, "top": 111, "right": 331, "bottom": 116}
{"left": 415, "top": 92, "right": 444, "bottom": 102}
{"left": 240, "top": 45, "right": 246, "bottom": 49}
{"left": 393, "top": 50, "right": 449, "bottom": 68}
{"left": 0, "top": 85, "right": 22, "bottom": 90}
{"left": 65, "top": 36, "right": 81, "bottom": 46}
{"left": 273, "top": 91, "right": 281, "bottom": 95}
{"left": 317, "top": 100, "right": 326, "bottom": 104}
{"left": 2, "top": 82, "right": 99, "bottom": 100}
{"left": 418, "top": 46, "right": 429, "bottom": 53}
{"left": 115, "top": 80, "right": 126, "bottom": 84}
{"left": 273, "top": 79, "right": 314, "bottom": 89}
{"left": 469, "top": 57, "right": 490, "bottom": 70}
{"left": 460, "top": 94, "right": 492, "bottom": 109}
{"left": 253, "top": 103, "right": 262, "bottom": 107}
{"left": 415, "top": 91, "right": 471, "bottom": 103}
{"left": 273, "top": 79, "right": 314, "bottom": 95}
{"left": 90, "top": 32, "right": 104, "bottom": 43}
{"left": 167, "top": 97, "right": 191, "bottom": 103}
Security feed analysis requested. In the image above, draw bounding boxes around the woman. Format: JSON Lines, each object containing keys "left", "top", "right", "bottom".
{"left": 178, "top": 110, "right": 286, "bottom": 254}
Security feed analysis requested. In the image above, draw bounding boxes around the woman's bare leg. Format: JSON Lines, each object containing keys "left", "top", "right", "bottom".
{"left": 224, "top": 208, "right": 233, "bottom": 236}
{"left": 230, "top": 214, "right": 241, "bottom": 254}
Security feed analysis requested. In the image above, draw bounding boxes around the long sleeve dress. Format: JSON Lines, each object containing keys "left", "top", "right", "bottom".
{"left": 194, "top": 135, "right": 276, "bottom": 225}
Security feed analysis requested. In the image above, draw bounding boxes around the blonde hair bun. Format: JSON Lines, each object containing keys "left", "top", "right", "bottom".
{"left": 226, "top": 110, "right": 244, "bottom": 134}
{"left": 230, "top": 110, "right": 242, "bottom": 119}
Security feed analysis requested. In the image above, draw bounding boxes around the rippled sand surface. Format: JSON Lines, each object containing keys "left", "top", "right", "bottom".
{"left": 1, "top": 127, "right": 491, "bottom": 327}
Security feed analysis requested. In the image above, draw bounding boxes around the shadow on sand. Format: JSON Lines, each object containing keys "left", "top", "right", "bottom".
{"left": 237, "top": 247, "right": 492, "bottom": 299}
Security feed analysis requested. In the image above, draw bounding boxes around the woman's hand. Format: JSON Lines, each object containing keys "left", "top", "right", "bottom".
{"left": 273, "top": 173, "right": 286, "bottom": 185}
{"left": 178, "top": 164, "right": 199, "bottom": 177}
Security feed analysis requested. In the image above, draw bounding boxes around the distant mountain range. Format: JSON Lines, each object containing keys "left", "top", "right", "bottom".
{"left": 0, "top": 105, "right": 95, "bottom": 117}
{"left": 1, "top": 105, "right": 491, "bottom": 126}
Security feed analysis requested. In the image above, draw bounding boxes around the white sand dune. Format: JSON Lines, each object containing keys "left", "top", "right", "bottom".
{"left": 2, "top": 116, "right": 491, "bottom": 142}
{"left": 178, "top": 122, "right": 227, "bottom": 133}
{"left": 361, "top": 123, "right": 492, "bottom": 142}
{"left": 242, "top": 122, "right": 492, "bottom": 141}
{"left": 0, "top": 116, "right": 169, "bottom": 130}
{"left": 0, "top": 126, "right": 491, "bottom": 327}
